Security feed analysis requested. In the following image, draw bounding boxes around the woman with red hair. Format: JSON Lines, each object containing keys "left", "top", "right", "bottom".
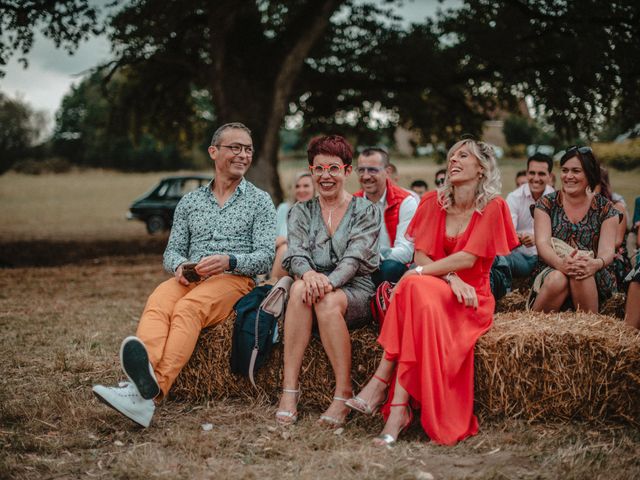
{"left": 275, "top": 135, "right": 381, "bottom": 427}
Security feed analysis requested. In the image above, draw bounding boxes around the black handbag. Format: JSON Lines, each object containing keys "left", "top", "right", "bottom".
{"left": 230, "top": 276, "right": 293, "bottom": 387}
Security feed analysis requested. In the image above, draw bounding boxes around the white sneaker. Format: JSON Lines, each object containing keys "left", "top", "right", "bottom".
{"left": 92, "top": 382, "right": 155, "bottom": 427}
{"left": 120, "top": 336, "right": 160, "bottom": 400}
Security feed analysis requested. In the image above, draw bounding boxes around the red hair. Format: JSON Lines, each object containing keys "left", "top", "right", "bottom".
{"left": 306, "top": 135, "right": 353, "bottom": 166}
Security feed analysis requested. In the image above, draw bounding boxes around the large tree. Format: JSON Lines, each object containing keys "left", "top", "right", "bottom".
{"left": 104, "top": 0, "right": 360, "bottom": 200}
{"left": 5, "top": 1, "right": 640, "bottom": 187}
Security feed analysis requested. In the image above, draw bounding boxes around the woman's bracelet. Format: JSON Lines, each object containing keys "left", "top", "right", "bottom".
{"left": 445, "top": 272, "right": 457, "bottom": 284}
{"left": 596, "top": 257, "right": 606, "bottom": 269}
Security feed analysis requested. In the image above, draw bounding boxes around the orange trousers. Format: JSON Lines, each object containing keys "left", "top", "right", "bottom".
{"left": 136, "top": 273, "right": 254, "bottom": 398}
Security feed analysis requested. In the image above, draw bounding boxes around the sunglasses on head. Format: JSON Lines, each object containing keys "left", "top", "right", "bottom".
{"left": 561, "top": 145, "right": 592, "bottom": 162}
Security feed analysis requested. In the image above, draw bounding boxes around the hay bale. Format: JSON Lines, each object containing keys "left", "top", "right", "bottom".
{"left": 601, "top": 293, "right": 626, "bottom": 319}
{"left": 475, "top": 311, "right": 640, "bottom": 426}
{"left": 495, "top": 289, "right": 528, "bottom": 313}
{"left": 171, "top": 316, "right": 382, "bottom": 411}
{"left": 173, "top": 311, "right": 640, "bottom": 426}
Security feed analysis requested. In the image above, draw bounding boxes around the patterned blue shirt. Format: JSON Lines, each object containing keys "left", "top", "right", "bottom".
{"left": 163, "top": 178, "right": 276, "bottom": 277}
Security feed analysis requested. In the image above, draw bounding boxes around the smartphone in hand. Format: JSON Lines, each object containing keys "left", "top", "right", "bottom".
{"left": 181, "top": 263, "right": 201, "bottom": 283}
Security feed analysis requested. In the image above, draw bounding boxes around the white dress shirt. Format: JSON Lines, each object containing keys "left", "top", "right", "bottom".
{"left": 505, "top": 182, "right": 555, "bottom": 256}
{"left": 369, "top": 190, "right": 418, "bottom": 264}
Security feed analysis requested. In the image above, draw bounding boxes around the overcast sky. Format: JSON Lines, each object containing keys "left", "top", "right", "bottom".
{"left": 0, "top": 0, "right": 458, "bottom": 131}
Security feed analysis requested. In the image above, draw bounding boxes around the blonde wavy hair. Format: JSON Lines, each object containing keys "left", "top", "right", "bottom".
{"left": 437, "top": 139, "right": 501, "bottom": 212}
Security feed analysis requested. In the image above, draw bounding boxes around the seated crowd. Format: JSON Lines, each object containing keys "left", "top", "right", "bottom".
{"left": 93, "top": 122, "right": 640, "bottom": 446}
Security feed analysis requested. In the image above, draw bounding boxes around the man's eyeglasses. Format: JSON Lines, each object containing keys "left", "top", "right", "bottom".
{"left": 435, "top": 177, "right": 445, "bottom": 186}
{"left": 217, "top": 144, "right": 254, "bottom": 156}
{"left": 356, "top": 166, "right": 383, "bottom": 176}
{"left": 309, "top": 164, "right": 348, "bottom": 177}
{"left": 561, "top": 145, "right": 592, "bottom": 162}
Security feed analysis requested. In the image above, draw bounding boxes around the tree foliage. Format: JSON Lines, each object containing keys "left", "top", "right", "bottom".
{"left": 4, "top": 0, "right": 640, "bottom": 186}
{"left": 436, "top": 0, "right": 640, "bottom": 139}
{"left": 52, "top": 71, "right": 208, "bottom": 171}
{"left": 503, "top": 116, "right": 539, "bottom": 146}
{"left": 0, "top": 92, "right": 46, "bottom": 173}
{"left": 0, "top": 0, "right": 100, "bottom": 75}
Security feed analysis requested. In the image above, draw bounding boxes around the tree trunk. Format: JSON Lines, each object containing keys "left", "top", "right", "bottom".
{"left": 207, "top": 0, "right": 344, "bottom": 204}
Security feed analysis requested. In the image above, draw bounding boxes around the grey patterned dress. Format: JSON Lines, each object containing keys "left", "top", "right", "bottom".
{"left": 283, "top": 196, "right": 381, "bottom": 326}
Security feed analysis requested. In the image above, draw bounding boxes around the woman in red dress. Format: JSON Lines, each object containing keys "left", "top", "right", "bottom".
{"left": 346, "top": 139, "right": 518, "bottom": 445}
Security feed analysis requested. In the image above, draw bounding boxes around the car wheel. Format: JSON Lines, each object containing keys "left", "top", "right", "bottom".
{"left": 146, "top": 215, "right": 166, "bottom": 234}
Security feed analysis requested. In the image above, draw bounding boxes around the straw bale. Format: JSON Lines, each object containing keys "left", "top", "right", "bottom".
{"left": 475, "top": 311, "right": 640, "bottom": 426}
{"left": 173, "top": 311, "right": 640, "bottom": 425}
{"left": 171, "top": 315, "right": 382, "bottom": 411}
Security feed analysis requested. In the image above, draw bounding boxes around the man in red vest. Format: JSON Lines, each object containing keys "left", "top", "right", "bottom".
{"left": 354, "top": 147, "right": 418, "bottom": 286}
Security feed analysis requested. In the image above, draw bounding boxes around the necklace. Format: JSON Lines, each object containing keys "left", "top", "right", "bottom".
{"left": 320, "top": 194, "right": 347, "bottom": 231}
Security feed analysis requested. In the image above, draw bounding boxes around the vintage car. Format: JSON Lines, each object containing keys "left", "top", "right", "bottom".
{"left": 127, "top": 174, "right": 211, "bottom": 234}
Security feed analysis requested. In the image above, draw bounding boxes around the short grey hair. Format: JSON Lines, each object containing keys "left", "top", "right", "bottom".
{"left": 359, "top": 147, "right": 390, "bottom": 167}
{"left": 210, "top": 122, "right": 252, "bottom": 146}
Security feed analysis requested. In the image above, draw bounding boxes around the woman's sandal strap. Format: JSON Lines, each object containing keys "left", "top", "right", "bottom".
{"left": 333, "top": 396, "right": 350, "bottom": 402}
{"left": 282, "top": 388, "right": 300, "bottom": 394}
{"left": 373, "top": 374, "right": 391, "bottom": 386}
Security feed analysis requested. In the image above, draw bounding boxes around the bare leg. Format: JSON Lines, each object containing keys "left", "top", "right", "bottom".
{"left": 277, "top": 280, "right": 312, "bottom": 415}
{"left": 532, "top": 270, "right": 569, "bottom": 312}
{"left": 270, "top": 238, "right": 288, "bottom": 280}
{"left": 347, "top": 355, "right": 396, "bottom": 412}
{"left": 569, "top": 276, "right": 599, "bottom": 313}
{"left": 314, "top": 290, "right": 352, "bottom": 423}
{"left": 374, "top": 379, "right": 412, "bottom": 444}
{"left": 625, "top": 281, "right": 640, "bottom": 329}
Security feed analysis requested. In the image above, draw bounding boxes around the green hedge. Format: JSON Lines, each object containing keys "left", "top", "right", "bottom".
{"left": 594, "top": 139, "right": 640, "bottom": 171}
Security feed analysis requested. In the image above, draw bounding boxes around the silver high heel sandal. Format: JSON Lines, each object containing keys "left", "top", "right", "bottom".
{"left": 346, "top": 374, "right": 390, "bottom": 415}
{"left": 372, "top": 402, "right": 413, "bottom": 446}
{"left": 275, "top": 387, "right": 300, "bottom": 425}
{"left": 318, "top": 395, "right": 350, "bottom": 428}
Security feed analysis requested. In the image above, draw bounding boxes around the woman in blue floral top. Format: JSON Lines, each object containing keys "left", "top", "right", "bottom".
{"left": 530, "top": 146, "right": 620, "bottom": 313}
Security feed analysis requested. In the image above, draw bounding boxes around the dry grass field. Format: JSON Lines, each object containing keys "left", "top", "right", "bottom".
{"left": 0, "top": 157, "right": 637, "bottom": 243}
{"left": 1, "top": 161, "right": 640, "bottom": 479}
{"left": 1, "top": 260, "right": 640, "bottom": 479}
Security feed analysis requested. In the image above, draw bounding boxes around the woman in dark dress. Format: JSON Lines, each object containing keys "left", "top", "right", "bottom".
{"left": 530, "top": 146, "right": 619, "bottom": 313}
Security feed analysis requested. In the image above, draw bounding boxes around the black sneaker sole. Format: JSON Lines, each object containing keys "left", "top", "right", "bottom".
{"left": 121, "top": 339, "right": 160, "bottom": 400}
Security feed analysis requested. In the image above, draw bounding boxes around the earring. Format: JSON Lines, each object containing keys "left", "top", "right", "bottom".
{"left": 586, "top": 186, "right": 593, "bottom": 195}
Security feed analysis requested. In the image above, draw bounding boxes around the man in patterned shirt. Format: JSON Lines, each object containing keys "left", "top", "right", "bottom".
{"left": 93, "top": 122, "right": 276, "bottom": 427}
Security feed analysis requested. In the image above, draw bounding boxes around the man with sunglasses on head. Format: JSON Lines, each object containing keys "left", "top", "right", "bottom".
{"left": 354, "top": 147, "right": 418, "bottom": 286}
{"left": 92, "top": 122, "right": 276, "bottom": 428}
{"left": 490, "top": 152, "right": 554, "bottom": 299}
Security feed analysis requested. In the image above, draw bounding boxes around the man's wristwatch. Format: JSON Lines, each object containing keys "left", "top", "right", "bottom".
{"left": 227, "top": 254, "right": 237, "bottom": 272}
{"left": 415, "top": 266, "right": 424, "bottom": 275}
